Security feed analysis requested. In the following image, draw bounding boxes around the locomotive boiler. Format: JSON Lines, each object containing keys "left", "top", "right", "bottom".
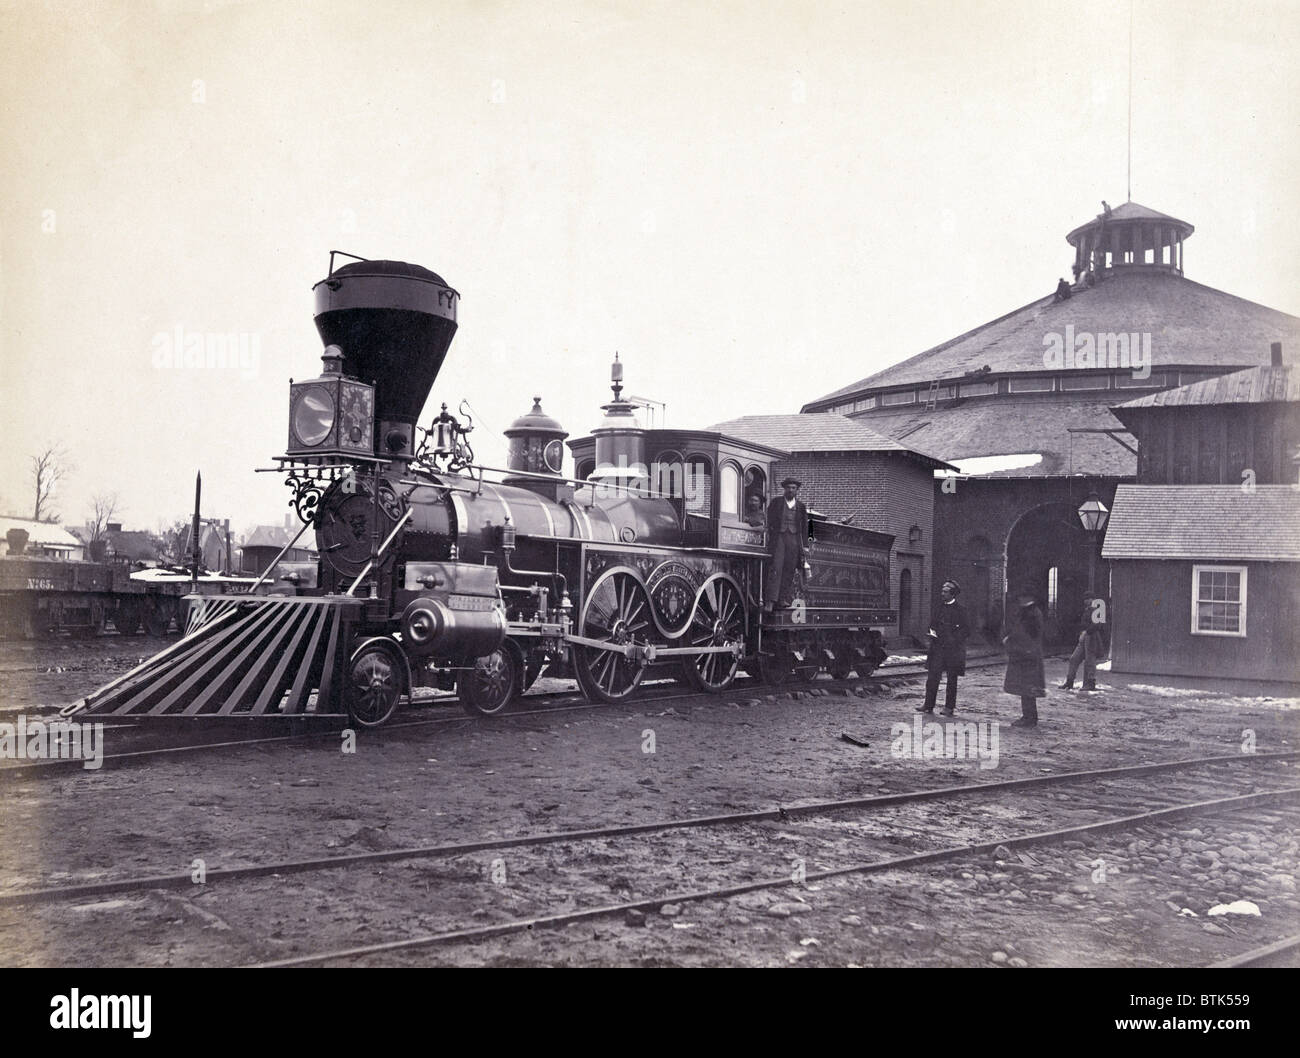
{"left": 74, "top": 253, "right": 894, "bottom": 728}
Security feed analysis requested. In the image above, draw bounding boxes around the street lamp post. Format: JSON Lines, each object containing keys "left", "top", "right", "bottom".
{"left": 1077, "top": 492, "right": 1111, "bottom": 595}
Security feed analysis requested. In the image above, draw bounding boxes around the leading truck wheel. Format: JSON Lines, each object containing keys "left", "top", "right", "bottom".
{"left": 347, "top": 641, "right": 404, "bottom": 728}
{"left": 459, "top": 646, "right": 521, "bottom": 717}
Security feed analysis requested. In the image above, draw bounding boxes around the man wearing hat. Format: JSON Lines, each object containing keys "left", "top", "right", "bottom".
{"left": 763, "top": 477, "right": 810, "bottom": 612}
{"left": 920, "top": 579, "right": 968, "bottom": 715}
{"left": 1003, "top": 592, "right": 1046, "bottom": 727}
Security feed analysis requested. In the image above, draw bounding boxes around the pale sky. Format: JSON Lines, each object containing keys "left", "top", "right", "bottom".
{"left": 2, "top": 0, "right": 1298, "bottom": 533}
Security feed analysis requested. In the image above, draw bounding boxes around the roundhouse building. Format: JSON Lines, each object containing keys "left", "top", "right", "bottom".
{"left": 801, "top": 201, "right": 1300, "bottom": 645}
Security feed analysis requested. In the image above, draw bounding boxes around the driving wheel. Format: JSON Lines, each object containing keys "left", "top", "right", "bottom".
{"left": 574, "top": 570, "right": 652, "bottom": 704}
{"left": 683, "top": 577, "right": 744, "bottom": 693}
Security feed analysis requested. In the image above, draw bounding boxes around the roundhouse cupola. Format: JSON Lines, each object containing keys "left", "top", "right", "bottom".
{"left": 1066, "top": 200, "right": 1194, "bottom": 280}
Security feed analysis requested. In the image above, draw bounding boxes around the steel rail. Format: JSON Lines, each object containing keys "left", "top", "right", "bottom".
{"left": 4, "top": 751, "right": 1295, "bottom": 908}
{"left": 0, "top": 654, "right": 1020, "bottom": 781}
{"left": 1209, "top": 934, "right": 1300, "bottom": 968}
{"left": 249, "top": 786, "right": 1300, "bottom": 967}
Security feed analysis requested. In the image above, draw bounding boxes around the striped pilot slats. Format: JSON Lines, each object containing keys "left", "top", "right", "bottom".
{"left": 182, "top": 595, "right": 243, "bottom": 636}
{"left": 81, "top": 597, "right": 362, "bottom": 718}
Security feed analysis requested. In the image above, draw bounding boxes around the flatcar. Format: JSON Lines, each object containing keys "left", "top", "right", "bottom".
{"left": 74, "top": 255, "right": 894, "bottom": 727}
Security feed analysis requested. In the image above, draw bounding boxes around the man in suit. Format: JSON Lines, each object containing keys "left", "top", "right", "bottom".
{"left": 763, "top": 477, "right": 809, "bottom": 612}
{"left": 920, "top": 579, "right": 968, "bottom": 716}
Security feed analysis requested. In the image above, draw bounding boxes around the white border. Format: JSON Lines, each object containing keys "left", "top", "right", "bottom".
{"left": 1190, "top": 563, "right": 1247, "bottom": 638}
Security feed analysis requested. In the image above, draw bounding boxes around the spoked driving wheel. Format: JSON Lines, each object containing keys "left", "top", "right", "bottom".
{"left": 684, "top": 577, "right": 745, "bottom": 693}
{"left": 575, "top": 569, "right": 653, "bottom": 703}
{"left": 459, "top": 645, "right": 522, "bottom": 717}
{"left": 347, "top": 640, "right": 405, "bottom": 728}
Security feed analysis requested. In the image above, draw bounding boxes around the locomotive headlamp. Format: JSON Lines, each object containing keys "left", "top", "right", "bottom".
{"left": 285, "top": 348, "right": 376, "bottom": 459}
{"left": 292, "top": 386, "right": 336, "bottom": 447}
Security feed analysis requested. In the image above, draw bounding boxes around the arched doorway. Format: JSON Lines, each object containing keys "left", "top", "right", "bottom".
{"left": 1004, "top": 502, "right": 1107, "bottom": 647}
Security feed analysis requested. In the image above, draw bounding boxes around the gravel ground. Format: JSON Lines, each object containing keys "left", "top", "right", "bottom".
{"left": 0, "top": 635, "right": 1296, "bottom": 967}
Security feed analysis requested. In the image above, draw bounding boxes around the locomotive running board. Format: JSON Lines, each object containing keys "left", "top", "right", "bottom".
{"left": 69, "top": 596, "right": 363, "bottom": 719}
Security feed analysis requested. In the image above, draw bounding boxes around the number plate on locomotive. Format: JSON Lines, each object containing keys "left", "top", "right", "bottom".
{"left": 448, "top": 594, "right": 497, "bottom": 612}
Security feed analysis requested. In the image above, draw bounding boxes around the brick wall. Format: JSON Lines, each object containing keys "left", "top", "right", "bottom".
{"left": 931, "top": 476, "right": 1125, "bottom": 643}
{"left": 771, "top": 451, "right": 935, "bottom": 641}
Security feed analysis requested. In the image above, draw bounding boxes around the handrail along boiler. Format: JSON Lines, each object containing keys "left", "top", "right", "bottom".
{"left": 74, "top": 255, "right": 894, "bottom": 726}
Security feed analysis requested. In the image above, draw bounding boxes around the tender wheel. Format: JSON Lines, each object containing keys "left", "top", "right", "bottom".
{"left": 574, "top": 569, "right": 652, "bottom": 703}
{"left": 829, "top": 636, "right": 854, "bottom": 680}
{"left": 459, "top": 646, "right": 522, "bottom": 717}
{"left": 684, "top": 577, "right": 745, "bottom": 693}
{"left": 347, "top": 641, "right": 404, "bottom": 728}
{"left": 757, "top": 643, "right": 796, "bottom": 685}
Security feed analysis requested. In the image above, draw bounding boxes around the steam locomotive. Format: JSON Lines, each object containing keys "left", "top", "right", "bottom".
{"left": 75, "top": 255, "right": 894, "bottom": 727}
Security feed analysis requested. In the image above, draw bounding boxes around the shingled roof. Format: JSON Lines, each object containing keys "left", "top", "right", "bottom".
{"left": 837, "top": 397, "right": 1136, "bottom": 478}
{"left": 708, "top": 413, "right": 954, "bottom": 468}
{"left": 805, "top": 271, "right": 1300, "bottom": 406}
{"left": 1102, "top": 485, "right": 1300, "bottom": 561}
{"left": 1114, "top": 363, "right": 1298, "bottom": 409}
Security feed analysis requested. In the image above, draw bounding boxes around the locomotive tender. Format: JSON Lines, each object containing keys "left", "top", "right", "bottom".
{"left": 76, "top": 255, "right": 894, "bottom": 727}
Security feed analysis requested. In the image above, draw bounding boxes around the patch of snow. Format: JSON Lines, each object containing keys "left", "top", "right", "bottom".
{"left": 935, "top": 453, "right": 1043, "bottom": 478}
{"left": 1208, "top": 901, "right": 1261, "bottom": 917}
{"left": 1125, "top": 684, "right": 1300, "bottom": 709}
{"left": 1096, "top": 660, "right": 1112, "bottom": 671}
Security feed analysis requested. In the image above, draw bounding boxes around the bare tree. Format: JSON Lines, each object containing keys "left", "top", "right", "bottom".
{"left": 86, "top": 492, "right": 121, "bottom": 543}
{"left": 31, "top": 444, "right": 72, "bottom": 522}
{"left": 156, "top": 518, "right": 191, "bottom": 564}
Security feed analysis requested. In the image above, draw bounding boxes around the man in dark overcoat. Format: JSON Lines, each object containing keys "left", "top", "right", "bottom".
{"left": 1003, "top": 594, "right": 1046, "bottom": 727}
{"left": 763, "top": 477, "right": 809, "bottom": 611}
{"left": 920, "top": 579, "right": 968, "bottom": 715}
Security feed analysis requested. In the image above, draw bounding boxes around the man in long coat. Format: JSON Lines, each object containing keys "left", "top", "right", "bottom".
{"left": 920, "top": 579, "right": 968, "bottom": 715}
{"left": 1003, "top": 594, "right": 1046, "bottom": 727}
{"left": 763, "top": 477, "right": 809, "bottom": 611}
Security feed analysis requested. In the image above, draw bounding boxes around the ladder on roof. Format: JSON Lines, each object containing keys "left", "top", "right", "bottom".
{"left": 924, "top": 378, "right": 941, "bottom": 411}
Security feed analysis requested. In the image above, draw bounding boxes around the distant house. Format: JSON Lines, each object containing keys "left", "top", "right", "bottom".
{"left": 238, "top": 524, "right": 314, "bottom": 575}
{"left": 0, "top": 516, "right": 84, "bottom": 560}
{"left": 1103, "top": 354, "right": 1300, "bottom": 686}
{"left": 102, "top": 523, "right": 163, "bottom": 566}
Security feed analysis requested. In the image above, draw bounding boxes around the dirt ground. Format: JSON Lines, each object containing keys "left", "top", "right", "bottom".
{"left": 0, "top": 635, "right": 1297, "bottom": 967}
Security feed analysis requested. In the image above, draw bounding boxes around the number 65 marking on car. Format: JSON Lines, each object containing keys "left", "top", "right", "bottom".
{"left": 791, "top": 599, "right": 806, "bottom": 624}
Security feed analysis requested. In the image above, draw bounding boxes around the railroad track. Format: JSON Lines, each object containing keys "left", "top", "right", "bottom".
{"left": 1210, "top": 934, "right": 1300, "bottom": 968}
{"left": 5, "top": 751, "right": 1297, "bottom": 967}
{"left": 0, "top": 654, "right": 1012, "bottom": 780}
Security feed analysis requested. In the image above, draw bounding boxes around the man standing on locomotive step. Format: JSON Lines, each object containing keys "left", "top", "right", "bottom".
{"left": 920, "top": 579, "right": 968, "bottom": 715}
{"left": 763, "top": 477, "right": 810, "bottom": 612}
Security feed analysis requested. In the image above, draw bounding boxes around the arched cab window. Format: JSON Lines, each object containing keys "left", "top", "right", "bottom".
{"left": 684, "top": 455, "right": 712, "bottom": 516}
{"left": 655, "top": 450, "right": 685, "bottom": 500}
{"left": 719, "top": 462, "right": 741, "bottom": 518}
{"left": 576, "top": 458, "right": 595, "bottom": 483}
{"left": 743, "top": 466, "right": 767, "bottom": 526}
